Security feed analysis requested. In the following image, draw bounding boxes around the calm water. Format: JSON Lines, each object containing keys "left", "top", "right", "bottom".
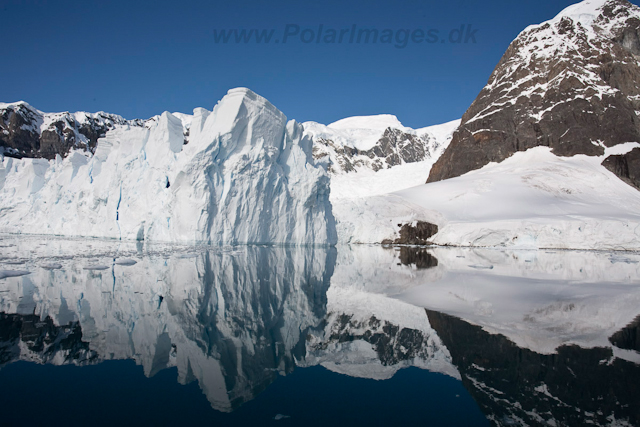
{"left": 0, "top": 235, "right": 639, "bottom": 426}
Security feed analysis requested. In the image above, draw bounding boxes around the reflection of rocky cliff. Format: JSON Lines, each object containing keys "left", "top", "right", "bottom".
{"left": 609, "top": 314, "right": 640, "bottom": 352}
{"left": 300, "top": 245, "right": 457, "bottom": 380}
{"left": 0, "top": 313, "right": 97, "bottom": 366}
{"left": 427, "top": 309, "right": 640, "bottom": 427}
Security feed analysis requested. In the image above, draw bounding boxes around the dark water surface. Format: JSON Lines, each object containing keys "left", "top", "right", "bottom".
{"left": 0, "top": 235, "right": 638, "bottom": 426}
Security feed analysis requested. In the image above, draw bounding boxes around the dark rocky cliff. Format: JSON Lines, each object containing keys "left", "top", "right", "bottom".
{"left": 428, "top": 0, "right": 640, "bottom": 189}
{"left": 0, "top": 102, "right": 146, "bottom": 159}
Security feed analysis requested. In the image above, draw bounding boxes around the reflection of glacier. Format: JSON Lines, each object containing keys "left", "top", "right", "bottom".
{"left": 0, "top": 235, "right": 456, "bottom": 412}
{"left": 0, "top": 238, "right": 336, "bottom": 411}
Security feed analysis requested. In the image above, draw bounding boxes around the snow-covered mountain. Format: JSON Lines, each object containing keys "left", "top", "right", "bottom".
{"left": 0, "top": 101, "right": 149, "bottom": 159}
{"left": 331, "top": 0, "right": 640, "bottom": 250}
{"left": 0, "top": 88, "right": 336, "bottom": 244}
{"left": 429, "top": 0, "right": 640, "bottom": 187}
{"left": 304, "top": 115, "right": 458, "bottom": 175}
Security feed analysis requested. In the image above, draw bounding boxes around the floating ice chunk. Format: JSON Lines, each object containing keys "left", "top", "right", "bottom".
{"left": 468, "top": 265, "right": 494, "bottom": 270}
{"left": 40, "top": 262, "right": 62, "bottom": 270}
{"left": 274, "top": 414, "right": 291, "bottom": 421}
{"left": 115, "top": 259, "right": 137, "bottom": 266}
{"left": 0, "top": 270, "right": 31, "bottom": 279}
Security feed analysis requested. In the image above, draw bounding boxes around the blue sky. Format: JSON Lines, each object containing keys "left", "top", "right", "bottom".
{"left": 0, "top": 0, "right": 620, "bottom": 127}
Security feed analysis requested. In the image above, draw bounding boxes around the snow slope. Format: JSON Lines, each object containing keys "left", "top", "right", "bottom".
{"left": 323, "top": 114, "right": 412, "bottom": 151}
{"left": 337, "top": 144, "right": 640, "bottom": 250}
{"left": 0, "top": 88, "right": 336, "bottom": 244}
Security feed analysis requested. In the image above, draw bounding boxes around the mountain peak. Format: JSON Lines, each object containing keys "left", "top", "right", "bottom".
{"left": 328, "top": 114, "right": 406, "bottom": 132}
{"left": 427, "top": 0, "right": 640, "bottom": 184}
{"left": 522, "top": 0, "right": 640, "bottom": 36}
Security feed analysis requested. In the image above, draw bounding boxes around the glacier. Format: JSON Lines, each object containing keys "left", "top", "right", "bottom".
{"left": 0, "top": 88, "right": 336, "bottom": 245}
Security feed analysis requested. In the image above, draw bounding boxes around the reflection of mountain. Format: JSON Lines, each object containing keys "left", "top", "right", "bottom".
{"left": 298, "top": 245, "right": 457, "bottom": 380}
{"left": 427, "top": 310, "right": 640, "bottom": 427}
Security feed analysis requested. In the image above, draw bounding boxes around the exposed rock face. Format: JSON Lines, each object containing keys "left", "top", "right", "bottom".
{"left": 602, "top": 147, "right": 640, "bottom": 189}
{"left": 382, "top": 221, "right": 439, "bottom": 245}
{"left": 427, "top": 309, "right": 640, "bottom": 427}
{"left": 428, "top": 0, "right": 640, "bottom": 184}
{"left": 304, "top": 117, "right": 459, "bottom": 175}
{"left": 313, "top": 128, "right": 442, "bottom": 173}
{"left": 0, "top": 102, "right": 147, "bottom": 159}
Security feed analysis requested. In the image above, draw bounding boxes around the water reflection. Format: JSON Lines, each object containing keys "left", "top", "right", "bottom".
{"left": 0, "top": 235, "right": 639, "bottom": 426}
{"left": 427, "top": 310, "right": 640, "bottom": 426}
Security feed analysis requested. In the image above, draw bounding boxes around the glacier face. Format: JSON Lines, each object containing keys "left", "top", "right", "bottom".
{"left": 0, "top": 88, "right": 336, "bottom": 244}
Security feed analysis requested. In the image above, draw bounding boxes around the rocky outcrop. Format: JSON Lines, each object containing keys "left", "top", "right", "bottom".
{"left": 428, "top": 0, "right": 640, "bottom": 184}
{"left": 382, "top": 221, "right": 439, "bottom": 245}
{"left": 313, "top": 127, "right": 443, "bottom": 173}
{"left": 305, "top": 117, "right": 459, "bottom": 175}
{"left": 0, "top": 102, "right": 148, "bottom": 159}
{"left": 602, "top": 147, "right": 640, "bottom": 189}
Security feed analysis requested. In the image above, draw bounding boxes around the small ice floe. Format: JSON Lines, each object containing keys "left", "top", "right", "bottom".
{"left": 468, "top": 264, "right": 494, "bottom": 270}
{"left": 4, "top": 260, "right": 26, "bottom": 265}
{"left": 115, "top": 259, "right": 137, "bottom": 266}
{"left": 274, "top": 414, "right": 291, "bottom": 421}
{"left": 0, "top": 270, "right": 31, "bottom": 279}
{"left": 83, "top": 265, "right": 110, "bottom": 271}
{"left": 40, "top": 262, "right": 63, "bottom": 270}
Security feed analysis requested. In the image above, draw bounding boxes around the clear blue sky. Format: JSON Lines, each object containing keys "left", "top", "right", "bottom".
{"left": 0, "top": 0, "right": 623, "bottom": 127}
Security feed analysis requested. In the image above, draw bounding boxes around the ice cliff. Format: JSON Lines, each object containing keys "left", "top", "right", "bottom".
{"left": 0, "top": 88, "right": 336, "bottom": 244}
